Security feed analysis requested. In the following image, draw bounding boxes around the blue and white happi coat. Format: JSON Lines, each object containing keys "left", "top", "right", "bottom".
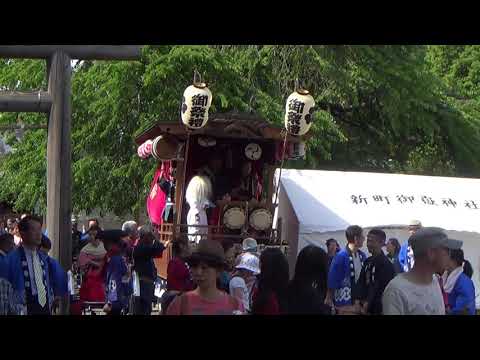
{"left": 398, "top": 242, "right": 414, "bottom": 273}
{"left": 5, "top": 246, "right": 55, "bottom": 314}
{"left": 328, "top": 248, "right": 367, "bottom": 307}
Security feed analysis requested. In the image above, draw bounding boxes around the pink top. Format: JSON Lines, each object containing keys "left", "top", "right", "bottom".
{"left": 166, "top": 291, "right": 244, "bottom": 315}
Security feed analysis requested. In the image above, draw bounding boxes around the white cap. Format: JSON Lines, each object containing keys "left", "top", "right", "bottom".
{"left": 235, "top": 253, "right": 260, "bottom": 274}
{"left": 242, "top": 237, "right": 258, "bottom": 252}
{"left": 408, "top": 219, "right": 422, "bottom": 227}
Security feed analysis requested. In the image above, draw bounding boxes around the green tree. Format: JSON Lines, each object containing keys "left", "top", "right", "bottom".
{"left": 1, "top": 46, "right": 480, "bottom": 217}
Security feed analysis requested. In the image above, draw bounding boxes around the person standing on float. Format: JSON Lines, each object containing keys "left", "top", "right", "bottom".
{"left": 185, "top": 175, "right": 212, "bottom": 245}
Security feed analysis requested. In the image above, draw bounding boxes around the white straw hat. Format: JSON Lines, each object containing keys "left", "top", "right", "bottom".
{"left": 235, "top": 253, "right": 260, "bottom": 274}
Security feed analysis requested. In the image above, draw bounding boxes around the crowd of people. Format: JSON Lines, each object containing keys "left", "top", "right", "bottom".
{"left": 0, "top": 215, "right": 171, "bottom": 315}
{"left": 325, "top": 221, "right": 476, "bottom": 315}
{"left": 0, "top": 214, "right": 477, "bottom": 315}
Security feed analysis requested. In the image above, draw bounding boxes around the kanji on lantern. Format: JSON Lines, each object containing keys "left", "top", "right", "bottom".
{"left": 284, "top": 90, "right": 315, "bottom": 136}
{"left": 181, "top": 83, "right": 212, "bottom": 129}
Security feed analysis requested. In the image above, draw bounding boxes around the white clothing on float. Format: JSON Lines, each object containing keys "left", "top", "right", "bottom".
{"left": 187, "top": 202, "right": 208, "bottom": 244}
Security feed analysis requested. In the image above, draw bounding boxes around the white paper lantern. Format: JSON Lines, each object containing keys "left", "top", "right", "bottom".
{"left": 284, "top": 89, "right": 315, "bottom": 136}
{"left": 181, "top": 83, "right": 212, "bottom": 129}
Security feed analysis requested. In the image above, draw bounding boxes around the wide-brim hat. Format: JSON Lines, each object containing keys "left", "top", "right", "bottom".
{"left": 186, "top": 239, "right": 226, "bottom": 268}
{"left": 235, "top": 252, "right": 260, "bottom": 274}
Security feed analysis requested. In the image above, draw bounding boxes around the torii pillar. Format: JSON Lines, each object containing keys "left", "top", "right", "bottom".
{"left": 0, "top": 46, "right": 142, "bottom": 314}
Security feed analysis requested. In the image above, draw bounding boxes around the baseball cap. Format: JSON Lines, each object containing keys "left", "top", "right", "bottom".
{"left": 235, "top": 252, "right": 260, "bottom": 274}
{"left": 242, "top": 237, "right": 258, "bottom": 252}
{"left": 409, "top": 227, "right": 462, "bottom": 255}
{"left": 408, "top": 219, "right": 422, "bottom": 227}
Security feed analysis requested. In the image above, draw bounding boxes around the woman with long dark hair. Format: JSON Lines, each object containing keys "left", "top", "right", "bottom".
{"left": 442, "top": 248, "right": 476, "bottom": 315}
{"left": 251, "top": 248, "right": 289, "bottom": 315}
{"left": 288, "top": 245, "right": 332, "bottom": 314}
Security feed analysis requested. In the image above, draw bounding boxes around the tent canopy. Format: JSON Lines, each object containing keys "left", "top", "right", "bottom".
{"left": 279, "top": 169, "right": 480, "bottom": 234}
{"left": 278, "top": 169, "right": 480, "bottom": 308}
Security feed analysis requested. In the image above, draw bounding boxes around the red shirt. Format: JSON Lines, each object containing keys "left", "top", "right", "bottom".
{"left": 167, "top": 257, "right": 195, "bottom": 291}
{"left": 166, "top": 291, "right": 243, "bottom": 315}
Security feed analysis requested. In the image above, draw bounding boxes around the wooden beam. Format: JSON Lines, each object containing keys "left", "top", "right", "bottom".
{"left": 46, "top": 51, "right": 72, "bottom": 315}
{"left": 176, "top": 134, "right": 192, "bottom": 227}
{"left": 175, "top": 160, "right": 186, "bottom": 227}
{"left": 0, "top": 91, "right": 52, "bottom": 113}
{"left": 0, "top": 45, "right": 142, "bottom": 60}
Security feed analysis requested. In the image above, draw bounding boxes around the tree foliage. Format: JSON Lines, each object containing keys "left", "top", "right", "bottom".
{"left": 1, "top": 45, "right": 480, "bottom": 216}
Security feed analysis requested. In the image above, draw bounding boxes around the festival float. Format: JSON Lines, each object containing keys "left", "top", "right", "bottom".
{"left": 134, "top": 74, "right": 314, "bottom": 279}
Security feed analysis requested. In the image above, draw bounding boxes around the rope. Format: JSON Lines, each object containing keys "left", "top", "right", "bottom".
{"left": 273, "top": 130, "right": 289, "bottom": 225}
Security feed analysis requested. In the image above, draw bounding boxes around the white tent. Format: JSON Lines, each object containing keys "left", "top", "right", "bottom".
{"left": 276, "top": 169, "right": 480, "bottom": 308}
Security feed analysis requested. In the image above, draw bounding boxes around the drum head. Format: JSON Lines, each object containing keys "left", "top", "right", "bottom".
{"left": 152, "top": 135, "right": 178, "bottom": 161}
{"left": 223, "top": 207, "right": 246, "bottom": 230}
{"left": 249, "top": 208, "right": 273, "bottom": 231}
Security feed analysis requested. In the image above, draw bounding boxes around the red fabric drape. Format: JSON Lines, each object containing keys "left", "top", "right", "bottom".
{"left": 146, "top": 161, "right": 173, "bottom": 226}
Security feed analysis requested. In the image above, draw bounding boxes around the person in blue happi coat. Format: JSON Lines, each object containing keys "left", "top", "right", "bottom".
{"left": 0, "top": 233, "right": 15, "bottom": 260}
{"left": 5, "top": 215, "right": 56, "bottom": 315}
{"left": 39, "top": 234, "right": 69, "bottom": 309}
{"left": 326, "top": 225, "right": 367, "bottom": 314}
{"left": 442, "top": 247, "right": 476, "bottom": 315}
{"left": 99, "top": 230, "right": 131, "bottom": 315}
{"left": 398, "top": 220, "right": 422, "bottom": 273}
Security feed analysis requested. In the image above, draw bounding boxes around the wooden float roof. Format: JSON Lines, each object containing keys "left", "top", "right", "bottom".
{"left": 134, "top": 112, "right": 310, "bottom": 145}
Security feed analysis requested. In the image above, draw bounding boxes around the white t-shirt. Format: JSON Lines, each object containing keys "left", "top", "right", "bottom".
{"left": 352, "top": 252, "right": 362, "bottom": 283}
{"left": 382, "top": 273, "right": 446, "bottom": 315}
{"left": 187, "top": 203, "right": 208, "bottom": 244}
{"left": 229, "top": 276, "right": 250, "bottom": 312}
{"left": 14, "top": 235, "right": 22, "bottom": 246}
